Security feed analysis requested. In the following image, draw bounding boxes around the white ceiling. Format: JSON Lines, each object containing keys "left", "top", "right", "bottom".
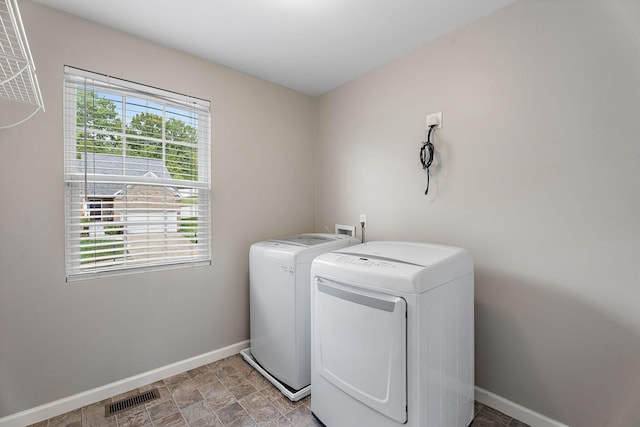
{"left": 33, "top": 0, "right": 515, "bottom": 96}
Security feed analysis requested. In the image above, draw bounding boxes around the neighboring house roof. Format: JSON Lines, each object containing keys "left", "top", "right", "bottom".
{"left": 77, "top": 153, "right": 174, "bottom": 197}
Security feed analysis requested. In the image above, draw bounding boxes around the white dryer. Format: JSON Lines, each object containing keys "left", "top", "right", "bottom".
{"left": 310, "top": 241, "right": 474, "bottom": 427}
{"left": 242, "top": 233, "right": 360, "bottom": 401}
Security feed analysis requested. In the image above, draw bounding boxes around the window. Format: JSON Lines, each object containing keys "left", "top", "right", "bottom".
{"left": 64, "top": 66, "right": 211, "bottom": 280}
{"left": 87, "top": 198, "right": 113, "bottom": 222}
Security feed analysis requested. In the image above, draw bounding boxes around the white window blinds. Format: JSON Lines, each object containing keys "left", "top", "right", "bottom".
{"left": 64, "top": 66, "right": 211, "bottom": 281}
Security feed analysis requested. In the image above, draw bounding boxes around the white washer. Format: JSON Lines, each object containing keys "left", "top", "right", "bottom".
{"left": 242, "top": 233, "right": 360, "bottom": 401}
{"left": 310, "top": 241, "right": 474, "bottom": 426}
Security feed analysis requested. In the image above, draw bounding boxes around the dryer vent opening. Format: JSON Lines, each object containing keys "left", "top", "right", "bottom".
{"left": 105, "top": 388, "right": 160, "bottom": 416}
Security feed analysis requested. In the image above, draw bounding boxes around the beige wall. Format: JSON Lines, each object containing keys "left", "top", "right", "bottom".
{"left": 3, "top": 1, "right": 640, "bottom": 425}
{"left": 0, "top": 1, "right": 315, "bottom": 417}
{"left": 314, "top": 1, "right": 640, "bottom": 426}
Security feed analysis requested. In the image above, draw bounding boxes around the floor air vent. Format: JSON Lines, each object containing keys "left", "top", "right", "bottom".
{"left": 105, "top": 388, "right": 160, "bottom": 416}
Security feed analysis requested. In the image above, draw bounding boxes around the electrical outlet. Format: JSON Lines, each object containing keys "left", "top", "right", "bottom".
{"left": 360, "top": 214, "right": 367, "bottom": 227}
{"left": 426, "top": 112, "right": 442, "bottom": 129}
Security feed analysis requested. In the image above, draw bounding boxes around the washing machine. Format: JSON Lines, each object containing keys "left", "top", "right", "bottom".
{"left": 242, "top": 233, "right": 360, "bottom": 401}
{"left": 310, "top": 241, "right": 474, "bottom": 426}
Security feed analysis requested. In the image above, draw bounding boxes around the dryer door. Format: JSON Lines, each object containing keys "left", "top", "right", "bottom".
{"left": 314, "top": 278, "right": 407, "bottom": 423}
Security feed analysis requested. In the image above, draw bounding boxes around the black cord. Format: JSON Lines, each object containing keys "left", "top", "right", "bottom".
{"left": 420, "top": 125, "right": 436, "bottom": 195}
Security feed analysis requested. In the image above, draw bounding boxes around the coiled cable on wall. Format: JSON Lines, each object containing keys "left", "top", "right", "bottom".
{"left": 420, "top": 124, "right": 437, "bottom": 195}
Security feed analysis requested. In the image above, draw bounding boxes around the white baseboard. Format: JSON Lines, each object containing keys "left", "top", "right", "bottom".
{"left": 2, "top": 353, "right": 571, "bottom": 427}
{"left": 475, "top": 386, "right": 569, "bottom": 427}
{"left": 0, "top": 340, "right": 250, "bottom": 427}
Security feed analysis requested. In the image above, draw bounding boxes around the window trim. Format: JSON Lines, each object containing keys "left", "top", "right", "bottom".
{"left": 63, "top": 66, "right": 212, "bottom": 281}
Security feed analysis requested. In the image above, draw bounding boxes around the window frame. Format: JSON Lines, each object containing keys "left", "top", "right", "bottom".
{"left": 63, "top": 66, "right": 212, "bottom": 281}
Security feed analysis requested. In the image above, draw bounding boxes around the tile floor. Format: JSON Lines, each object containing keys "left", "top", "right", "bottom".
{"left": 28, "top": 354, "right": 530, "bottom": 427}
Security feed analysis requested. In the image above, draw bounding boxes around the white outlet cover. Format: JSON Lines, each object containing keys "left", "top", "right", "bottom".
{"left": 426, "top": 112, "right": 442, "bottom": 129}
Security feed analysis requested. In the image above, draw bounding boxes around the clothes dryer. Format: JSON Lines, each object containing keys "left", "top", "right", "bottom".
{"left": 310, "top": 241, "right": 474, "bottom": 426}
{"left": 242, "top": 233, "right": 360, "bottom": 401}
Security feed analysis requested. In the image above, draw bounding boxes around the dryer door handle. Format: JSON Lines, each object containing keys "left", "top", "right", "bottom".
{"left": 316, "top": 280, "right": 397, "bottom": 312}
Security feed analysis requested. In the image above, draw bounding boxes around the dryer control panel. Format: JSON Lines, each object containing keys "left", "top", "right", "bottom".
{"left": 335, "top": 255, "right": 397, "bottom": 269}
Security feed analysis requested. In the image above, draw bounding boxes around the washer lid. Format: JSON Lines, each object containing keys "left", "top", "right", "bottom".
{"left": 270, "top": 233, "right": 342, "bottom": 247}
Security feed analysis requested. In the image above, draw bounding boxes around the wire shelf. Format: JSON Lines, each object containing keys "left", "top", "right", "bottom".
{"left": 0, "top": 0, "right": 44, "bottom": 128}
